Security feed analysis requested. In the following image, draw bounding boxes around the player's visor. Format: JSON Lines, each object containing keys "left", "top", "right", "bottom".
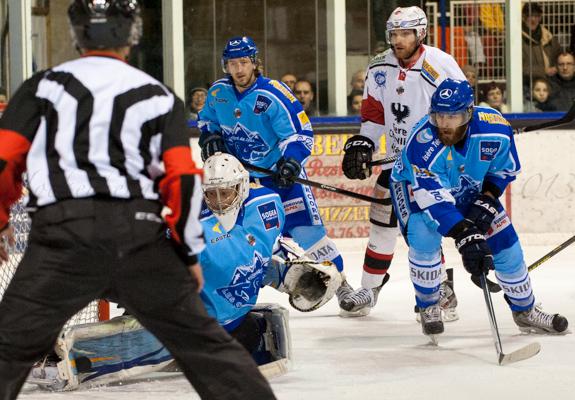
{"left": 429, "top": 109, "right": 472, "bottom": 129}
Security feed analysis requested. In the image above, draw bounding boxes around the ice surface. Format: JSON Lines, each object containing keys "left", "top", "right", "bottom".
{"left": 20, "top": 234, "right": 575, "bottom": 400}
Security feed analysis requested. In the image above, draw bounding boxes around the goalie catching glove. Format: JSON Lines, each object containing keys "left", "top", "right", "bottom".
{"left": 265, "top": 239, "right": 342, "bottom": 312}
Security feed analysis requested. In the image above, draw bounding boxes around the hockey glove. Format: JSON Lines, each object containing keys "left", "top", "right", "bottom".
{"left": 453, "top": 225, "right": 494, "bottom": 277}
{"left": 199, "top": 133, "right": 226, "bottom": 161}
{"left": 342, "top": 135, "right": 375, "bottom": 180}
{"left": 274, "top": 157, "right": 302, "bottom": 188}
{"left": 466, "top": 194, "right": 499, "bottom": 234}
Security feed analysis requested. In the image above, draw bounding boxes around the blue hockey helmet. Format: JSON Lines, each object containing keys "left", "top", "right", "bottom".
{"left": 429, "top": 79, "right": 474, "bottom": 128}
{"left": 221, "top": 36, "right": 259, "bottom": 73}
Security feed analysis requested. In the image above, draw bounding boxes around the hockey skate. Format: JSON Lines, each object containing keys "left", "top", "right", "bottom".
{"left": 419, "top": 303, "right": 443, "bottom": 345}
{"left": 338, "top": 274, "right": 390, "bottom": 318}
{"left": 415, "top": 269, "right": 458, "bottom": 322}
{"left": 512, "top": 304, "right": 569, "bottom": 335}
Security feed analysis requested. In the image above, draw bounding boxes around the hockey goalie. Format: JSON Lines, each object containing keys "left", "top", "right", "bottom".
{"left": 28, "top": 153, "right": 342, "bottom": 391}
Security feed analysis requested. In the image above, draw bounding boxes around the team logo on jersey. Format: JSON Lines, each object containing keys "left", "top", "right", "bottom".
{"left": 254, "top": 95, "right": 272, "bottom": 114}
{"left": 222, "top": 123, "right": 270, "bottom": 162}
{"left": 439, "top": 88, "right": 453, "bottom": 99}
{"left": 297, "top": 111, "right": 312, "bottom": 130}
{"left": 234, "top": 108, "right": 242, "bottom": 118}
{"left": 374, "top": 70, "right": 387, "bottom": 87}
{"left": 416, "top": 128, "right": 434, "bottom": 143}
{"left": 450, "top": 174, "right": 481, "bottom": 207}
{"left": 391, "top": 103, "right": 410, "bottom": 124}
{"left": 257, "top": 201, "right": 280, "bottom": 230}
{"left": 479, "top": 141, "right": 501, "bottom": 161}
{"left": 216, "top": 252, "right": 267, "bottom": 308}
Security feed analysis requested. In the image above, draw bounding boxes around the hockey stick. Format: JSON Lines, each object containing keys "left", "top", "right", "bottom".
{"left": 479, "top": 273, "right": 541, "bottom": 366}
{"left": 367, "top": 154, "right": 398, "bottom": 167}
{"left": 243, "top": 162, "right": 386, "bottom": 204}
{"left": 518, "top": 100, "right": 575, "bottom": 134}
{"left": 471, "top": 233, "right": 575, "bottom": 292}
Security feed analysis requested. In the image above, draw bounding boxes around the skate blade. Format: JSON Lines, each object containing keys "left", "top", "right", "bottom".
{"left": 518, "top": 326, "right": 571, "bottom": 336}
{"left": 339, "top": 307, "right": 371, "bottom": 318}
{"left": 426, "top": 334, "right": 440, "bottom": 346}
{"left": 498, "top": 342, "right": 541, "bottom": 366}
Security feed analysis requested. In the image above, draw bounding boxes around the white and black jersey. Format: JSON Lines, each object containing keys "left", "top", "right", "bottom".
{"left": 0, "top": 53, "right": 204, "bottom": 261}
{"left": 360, "top": 45, "right": 466, "bottom": 157}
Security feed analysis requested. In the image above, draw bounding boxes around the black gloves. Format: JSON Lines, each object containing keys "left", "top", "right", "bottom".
{"left": 342, "top": 135, "right": 375, "bottom": 180}
{"left": 466, "top": 194, "right": 499, "bottom": 234}
{"left": 199, "top": 134, "right": 226, "bottom": 161}
{"left": 274, "top": 157, "right": 302, "bottom": 188}
{"left": 452, "top": 223, "right": 494, "bottom": 277}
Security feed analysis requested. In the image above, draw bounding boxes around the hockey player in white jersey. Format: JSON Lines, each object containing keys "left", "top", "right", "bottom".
{"left": 339, "top": 6, "right": 466, "bottom": 317}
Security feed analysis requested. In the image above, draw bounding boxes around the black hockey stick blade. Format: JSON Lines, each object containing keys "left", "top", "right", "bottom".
{"left": 498, "top": 342, "right": 541, "bottom": 366}
{"left": 243, "top": 162, "right": 386, "bottom": 204}
{"left": 520, "top": 100, "right": 575, "bottom": 133}
{"left": 471, "top": 274, "right": 502, "bottom": 293}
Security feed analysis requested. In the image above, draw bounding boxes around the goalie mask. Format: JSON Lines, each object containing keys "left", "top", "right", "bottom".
{"left": 202, "top": 153, "right": 250, "bottom": 232}
{"left": 68, "top": 0, "right": 143, "bottom": 50}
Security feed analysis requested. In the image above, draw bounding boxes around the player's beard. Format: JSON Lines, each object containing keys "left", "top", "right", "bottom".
{"left": 438, "top": 125, "right": 467, "bottom": 147}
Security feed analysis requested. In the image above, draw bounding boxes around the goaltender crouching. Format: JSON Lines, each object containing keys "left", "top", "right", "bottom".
{"left": 29, "top": 153, "right": 342, "bottom": 390}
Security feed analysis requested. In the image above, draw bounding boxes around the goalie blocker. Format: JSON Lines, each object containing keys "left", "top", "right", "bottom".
{"left": 28, "top": 304, "right": 292, "bottom": 391}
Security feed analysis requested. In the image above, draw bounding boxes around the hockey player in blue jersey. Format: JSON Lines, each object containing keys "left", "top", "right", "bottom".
{"left": 390, "top": 78, "right": 568, "bottom": 339}
{"left": 198, "top": 36, "right": 349, "bottom": 311}
{"left": 200, "top": 153, "right": 341, "bottom": 361}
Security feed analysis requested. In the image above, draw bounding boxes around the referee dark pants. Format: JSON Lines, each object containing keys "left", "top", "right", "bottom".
{"left": 0, "top": 198, "right": 275, "bottom": 400}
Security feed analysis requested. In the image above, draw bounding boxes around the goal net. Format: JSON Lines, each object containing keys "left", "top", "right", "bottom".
{"left": 0, "top": 199, "right": 108, "bottom": 328}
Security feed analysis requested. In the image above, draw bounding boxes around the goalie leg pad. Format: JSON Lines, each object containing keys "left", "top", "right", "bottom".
{"left": 51, "top": 315, "right": 173, "bottom": 390}
{"left": 250, "top": 304, "right": 293, "bottom": 368}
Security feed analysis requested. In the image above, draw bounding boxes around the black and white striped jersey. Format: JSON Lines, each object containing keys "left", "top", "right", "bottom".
{"left": 0, "top": 53, "right": 204, "bottom": 261}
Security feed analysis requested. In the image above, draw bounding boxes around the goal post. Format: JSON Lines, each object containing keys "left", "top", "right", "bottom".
{"left": 1, "top": 198, "right": 109, "bottom": 327}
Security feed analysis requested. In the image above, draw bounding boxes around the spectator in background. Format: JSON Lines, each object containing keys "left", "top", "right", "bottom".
{"left": 347, "top": 70, "right": 365, "bottom": 110}
{"left": 521, "top": 2, "right": 561, "bottom": 83}
{"left": 462, "top": 64, "right": 482, "bottom": 103}
{"left": 524, "top": 77, "right": 556, "bottom": 112}
{"left": 294, "top": 79, "right": 317, "bottom": 116}
{"left": 188, "top": 87, "right": 207, "bottom": 121}
{"left": 347, "top": 90, "right": 363, "bottom": 115}
{"left": 549, "top": 52, "right": 575, "bottom": 111}
{"left": 280, "top": 73, "right": 297, "bottom": 92}
{"left": 479, "top": 81, "right": 509, "bottom": 113}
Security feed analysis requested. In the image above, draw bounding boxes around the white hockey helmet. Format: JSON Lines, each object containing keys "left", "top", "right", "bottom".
{"left": 386, "top": 6, "right": 428, "bottom": 45}
{"left": 202, "top": 153, "right": 250, "bottom": 232}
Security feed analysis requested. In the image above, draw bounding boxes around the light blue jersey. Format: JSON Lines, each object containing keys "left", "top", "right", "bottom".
{"left": 391, "top": 107, "right": 533, "bottom": 311}
{"left": 199, "top": 183, "right": 285, "bottom": 331}
{"left": 392, "top": 106, "right": 520, "bottom": 236}
{"left": 198, "top": 75, "right": 313, "bottom": 176}
{"left": 199, "top": 75, "right": 344, "bottom": 272}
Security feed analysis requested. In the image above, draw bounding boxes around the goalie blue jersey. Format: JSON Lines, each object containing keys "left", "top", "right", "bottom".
{"left": 391, "top": 106, "right": 521, "bottom": 236}
{"left": 199, "top": 183, "right": 285, "bottom": 330}
{"left": 198, "top": 75, "right": 313, "bottom": 177}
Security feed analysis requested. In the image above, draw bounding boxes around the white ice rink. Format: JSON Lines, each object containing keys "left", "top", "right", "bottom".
{"left": 20, "top": 234, "right": 575, "bottom": 400}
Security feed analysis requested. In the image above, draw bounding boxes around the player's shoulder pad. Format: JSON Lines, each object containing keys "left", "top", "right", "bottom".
{"left": 199, "top": 204, "right": 214, "bottom": 221}
{"left": 262, "top": 78, "right": 298, "bottom": 105}
{"left": 368, "top": 49, "right": 393, "bottom": 69}
{"left": 208, "top": 78, "right": 233, "bottom": 95}
{"left": 404, "top": 119, "right": 444, "bottom": 166}
{"left": 472, "top": 106, "right": 512, "bottom": 136}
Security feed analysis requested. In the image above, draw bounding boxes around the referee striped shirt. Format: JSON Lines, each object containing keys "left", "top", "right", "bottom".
{"left": 0, "top": 52, "right": 204, "bottom": 262}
